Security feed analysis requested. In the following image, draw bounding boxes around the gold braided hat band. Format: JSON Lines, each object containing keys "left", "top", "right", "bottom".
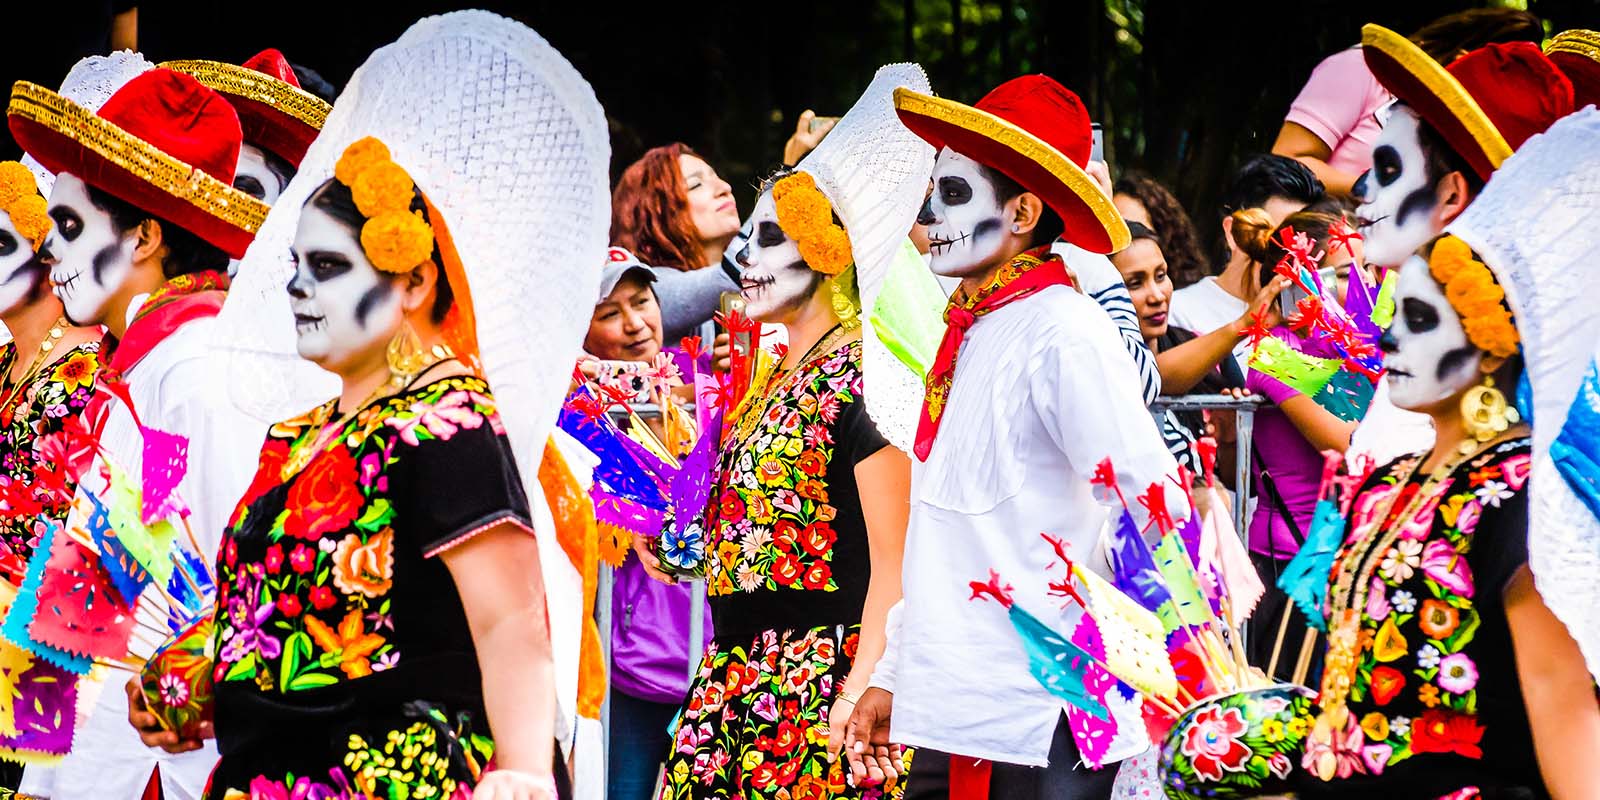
{"left": 1547, "top": 29, "right": 1600, "bottom": 62}
{"left": 159, "top": 59, "right": 331, "bottom": 130}
{"left": 7, "top": 81, "right": 269, "bottom": 241}
{"left": 0, "top": 162, "right": 49, "bottom": 250}
{"left": 1361, "top": 24, "right": 1514, "bottom": 177}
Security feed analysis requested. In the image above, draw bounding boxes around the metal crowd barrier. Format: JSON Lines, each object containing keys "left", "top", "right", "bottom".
{"left": 1149, "top": 393, "right": 1262, "bottom": 544}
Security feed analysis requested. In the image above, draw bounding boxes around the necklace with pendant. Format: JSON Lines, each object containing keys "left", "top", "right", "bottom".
{"left": 0, "top": 318, "right": 67, "bottom": 428}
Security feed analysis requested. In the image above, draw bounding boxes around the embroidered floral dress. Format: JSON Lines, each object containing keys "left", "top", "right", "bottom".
{"left": 1298, "top": 437, "right": 1545, "bottom": 800}
{"left": 208, "top": 375, "right": 533, "bottom": 799}
{"left": 0, "top": 340, "right": 100, "bottom": 581}
{"left": 660, "top": 338, "right": 899, "bottom": 799}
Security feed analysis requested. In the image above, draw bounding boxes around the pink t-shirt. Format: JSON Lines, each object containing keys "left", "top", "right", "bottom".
{"left": 1284, "top": 47, "right": 1393, "bottom": 176}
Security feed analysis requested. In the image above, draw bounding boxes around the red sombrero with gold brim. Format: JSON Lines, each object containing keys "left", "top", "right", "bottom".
{"left": 1547, "top": 29, "right": 1600, "bottom": 108}
{"left": 8, "top": 69, "right": 269, "bottom": 258}
{"left": 1362, "top": 24, "right": 1574, "bottom": 182}
{"left": 161, "top": 49, "right": 330, "bottom": 167}
{"left": 893, "top": 75, "right": 1129, "bottom": 254}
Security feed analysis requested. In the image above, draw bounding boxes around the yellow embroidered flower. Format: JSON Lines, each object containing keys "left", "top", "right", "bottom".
{"left": 351, "top": 161, "right": 416, "bottom": 218}
{"left": 360, "top": 210, "right": 434, "bottom": 273}
{"left": 334, "top": 137, "right": 392, "bottom": 186}
{"left": 741, "top": 748, "right": 764, "bottom": 772}
{"left": 1372, "top": 616, "right": 1408, "bottom": 662}
{"left": 1286, "top": 715, "right": 1309, "bottom": 738}
{"left": 1261, "top": 718, "right": 1286, "bottom": 743}
{"left": 1360, "top": 711, "right": 1390, "bottom": 741}
{"left": 5, "top": 193, "right": 50, "bottom": 251}
{"left": 49, "top": 348, "right": 97, "bottom": 394}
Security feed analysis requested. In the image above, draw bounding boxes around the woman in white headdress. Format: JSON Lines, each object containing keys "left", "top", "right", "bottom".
{"left": 122, "top": 12, "right": 611, "bottom": 799}
{"left": 631, "top": 64, "right": 930, "bottom": 799}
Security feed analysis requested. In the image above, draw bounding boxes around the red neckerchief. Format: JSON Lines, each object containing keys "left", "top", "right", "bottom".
{"left": 108, "top": 270, "right": 229, "bottom": 375}
{"left": 913, "top": 246, "right": 1072, "bottom": 461}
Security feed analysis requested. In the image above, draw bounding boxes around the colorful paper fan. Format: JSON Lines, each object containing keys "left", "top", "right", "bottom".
{"left": 139, "top": 612, "right": 214, "bottom": 740}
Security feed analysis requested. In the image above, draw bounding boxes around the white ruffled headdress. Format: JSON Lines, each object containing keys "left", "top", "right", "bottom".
{"left": 22, "top": 50, "right": 153, "bottom": 196}
{"left": 216, "top": 10, "right": 610, "bottom": 741}
{"left": 1446, "top": 107, "right": 1600, "bottom": 681}
{"left": 793, "top": 63, "right": 935, "bottom": 452}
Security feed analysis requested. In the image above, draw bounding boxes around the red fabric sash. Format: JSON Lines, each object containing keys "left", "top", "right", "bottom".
{"left": 108, "top": 271, "right": 229, "bottom": 375}
{"left": 913, "top": 247, "right": 1072, "bottom": 461}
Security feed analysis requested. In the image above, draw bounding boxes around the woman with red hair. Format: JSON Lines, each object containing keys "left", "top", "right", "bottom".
{"left": 611, "top": 143, "right": 743, "bottom": 341}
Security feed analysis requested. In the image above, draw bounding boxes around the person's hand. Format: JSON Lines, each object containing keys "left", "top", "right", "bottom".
{"left": 126, "top": 677, "right": 210, "bottom": 754}
{"left": 631, "top": 534, "right": 677, "bottom": 585}
{"left": 473, "top": 769, "right": 559, "bottom": 800}
{"left": 712, "top": 332, "right": 733, "bottom": 374}
{"left": 1085, "top": 160, "right": 1113, "bottom": 198}
{"left": 826, "top": 690, "right": 856, "bottom": 764}
{"left": 844, "top": 687, "right": 901, "bottom": 787}
{"left": 1236, "top": 276, "right": 1290, "bottom": 335}
{"left": 783, "top": 110, "right": 837, "bottom": 167}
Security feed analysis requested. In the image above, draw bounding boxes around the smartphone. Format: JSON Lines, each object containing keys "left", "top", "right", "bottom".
{"left": 718, "top": 291, "right": 753, "bottom": 371}
{"left": 1090, "top": 122, "right": 1104, "bottom": 163}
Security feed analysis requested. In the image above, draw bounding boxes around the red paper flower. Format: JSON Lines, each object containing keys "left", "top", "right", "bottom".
{"left": 1410, "top": 709, "right": 1484, "bottom": 759}
{"left": 282, "top": 448, "right": 363, "bottom": 540}
{"left": 1179, "top": 705, "right": 1251, "bottom": 781}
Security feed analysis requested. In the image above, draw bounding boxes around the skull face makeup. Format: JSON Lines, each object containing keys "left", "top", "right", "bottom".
{"left": 1379, "top": 253, "right": 1483, "bottom": 411}
{"left": 1355, "top": 107, "right": 1445, "bottom": 268}
{"left": 233, "top": 144, "right": 288, "bottom": 205}
{"left": 286, "top": 201, "right": 405, "bottom": 371}
{"left": 919, "top": 148, "right": 1014, "bottom": 279}
{"left": 735, "top": 190, "right": 822, "bottom": 323}
{"left": 0, "top": 210, "right": 45, "bottom": 316}
{"left": 41, "top": 173, "right": 137, "bottom": 326}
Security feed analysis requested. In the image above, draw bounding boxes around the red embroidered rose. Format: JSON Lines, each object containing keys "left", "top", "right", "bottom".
{"left": 791, "top": 774, "right": 828, "bottom": 800}
{"left": 799, "top": 522, "right": 837, "bottom": 557}
{"left": 230, "top": 439, "right": 291, "bottom": 528}
{"left": 802, "top": 561, "right": 832, "bottom": 591}
{"left": 797, "top": 451, "right": 826, "bottom": 477}
{"left": 773, "top": 521, "right": 801, "bottom": 553}
{"left": 772, "top": 553, "right": 803, "bottom": 586}
{"left": 1370, "top": 665, "right": 1406, "bottom": 706}
{"left": 281, "top": 447, "right": 363, "bottom": 540}
{"left": 1410, "top": 709, "right": 1484, "bottom": 758}
{"left": 795, "top": 479, "right": 829, "bottom": 503}
{"left": 275, "top": 593, "right": 302, "bottom": 618}
{"left": 842, "top": 632, "right": 860, "bottom": 659}
{"left": 308, "top": 585, "right": 337, "bottom": 611}
{"left": 718, "top": 490, "right": 745, "bottom": 524}
{"left": 772, "top": 721, "right": 805, "bottom": 756}
{"left": 751, "top": 762, "right": 778, "bottom": 790}
{"left": 1178, "top": 705, "right": 1251, "bottom": 781}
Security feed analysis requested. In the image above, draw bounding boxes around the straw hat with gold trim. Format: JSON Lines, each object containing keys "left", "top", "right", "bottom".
{"left": 1547, "top": 29, "right": 1600, "bottom": 108}
{"left": 893, "top": 74, "right": 1129, "bottom": 254}
{"left": 7, "top": 69, "right": 268, "bottom": 259}
{"left": 161, "top": 48, "right": 330, "bottom": 167}
{"left": 1361, "top": 24, "right": 1573, "bottom": 182}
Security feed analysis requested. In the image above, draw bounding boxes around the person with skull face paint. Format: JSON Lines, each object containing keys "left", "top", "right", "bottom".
{"left": 0, "top": 161, "right": 103, "bottom": 582}
{"left": 6, "top": 65, "right": 273, "bottom": 800}
{"left": 1291, "top": 118, "right": 1600, "bottom": 797}
{"left": 841, "top": 75, "right": 1187, "bottom": 799}
{"left": 637, "top": 64, "right": 929, "bottom": 800}
{"left": 1347, "top": 26, "right": 1576, "bottom": 469}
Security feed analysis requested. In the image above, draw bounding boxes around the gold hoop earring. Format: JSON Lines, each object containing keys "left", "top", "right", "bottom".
{"left": 1458, "top": 374, "right": 1520, "bottom": 454}
{"left": 386, "top": 319, "right": 429, "bottom": 379}
{"left": 830, "top": 275, "right": 860, "bottom": 331}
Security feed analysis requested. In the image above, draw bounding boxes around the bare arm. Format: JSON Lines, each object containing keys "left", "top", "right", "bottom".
{"left": 1271, "top": 122, "right": 1359, "bottom": 197}
{"left": 1506, "top": 565, "right": 1600, "bottom": 800}
{"left": 1159, "top": 277, "right": 1287, "bottom": 395}
{"left": 441, "top": 523, "right": 559, "bottom": 796}
{"left": 1276, "top": 393, "right": 1356, "bottom": 454}
{"left": 827, "top": 445, "right": 910, "bottom": 760}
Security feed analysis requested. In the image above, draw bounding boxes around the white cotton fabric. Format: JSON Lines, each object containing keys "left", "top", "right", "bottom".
{"left": 794, "top": 63, "right": 935, "bottom": 453}
{"left": 216, "top": 9, "right": 610, "bottom": 747}
{"left": 1446, "top": 107, "right": 1600, "bottom": 682}
{"left": 887, "top": 285, "right": 1187, "bottom": 766}
{"left": 22, "top": 315, "right": 265, "bottom": 800}
{"left": 1169, "top": 276, "right": 1250, "bottom": 369}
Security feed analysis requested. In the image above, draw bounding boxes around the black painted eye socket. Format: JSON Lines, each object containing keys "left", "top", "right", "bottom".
{"left": 938, "top": 176, "right": 973, "bottom": 206}
{"left": 1372, "top": 145, "right": 1402, "bottom": 187}
{"left": 49, "top": 208, "right": 82, "bottom": 242}
{"left": 234, "top": 174, "right": 266, "bottom": 200}
{"left": 1402, "top": 296, "right": 1439, "bottom": 334}
{"left": 755, "top": 220, "right": 787, "bottom": 248}
{"left": 0, "top": 230, "right": 16, "bottom": 258}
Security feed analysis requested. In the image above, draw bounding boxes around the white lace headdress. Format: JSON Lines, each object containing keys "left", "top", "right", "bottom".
{"left": 22, "top": 50, "right": 154, "bottom": 196}
{"left": 1447, "top": 107, "right": 1600, "bottom": 681}
{"left": 794, "top": 63, "right": 935, "bottom": 452}
{"left": 216, "top": 9, "right": 610, "bottom": 739}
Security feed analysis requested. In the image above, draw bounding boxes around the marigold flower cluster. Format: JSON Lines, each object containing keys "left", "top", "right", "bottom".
{"left": 771, "top": 172, "right": 852, "bottom": 276}
{"left": 334, "top": 137, "right": 434, "bottom": 274}
{"left": 0, "top": 161, "right": 50, "bottom": 251}
{"left": 1428, "top": 235, "right": 1519, "bottom": 359}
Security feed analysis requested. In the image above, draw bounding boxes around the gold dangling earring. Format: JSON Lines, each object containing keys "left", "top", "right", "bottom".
{"left": 831, "top": 273, "right": 860, "bottom": 331}
{"left": 386, "top": 319, "right": 428, "bottom": 382}
{"left": 1458, "top": 374, "right": 1520, "bottom": 454}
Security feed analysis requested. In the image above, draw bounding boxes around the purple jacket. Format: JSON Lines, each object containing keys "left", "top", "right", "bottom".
{"left": 610, "top": 556, "right": 714, "bottom": 704}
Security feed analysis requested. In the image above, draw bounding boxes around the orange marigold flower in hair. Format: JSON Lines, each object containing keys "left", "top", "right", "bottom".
{"left": 1428, "top": 236, "right": 1474, "bottom": 284}
{"left": 1444, "top": 268, "right": 1495, "bottom": 312}
{"left": 6, "top": 194, "right": 51, "bottom": 250}
{"left": 0, "top": 162, "right": 36, "bottom": 209}
{"left": 798, "top": 225, "right": 853, "bottom": 275}
{"left": 334, "top": 137, "right": 392, "bottom": 187}
{"left": 360, "top": 210, "right": 434, "bottom": 273}
{"left": 1462, "top": 310, "right": 1519, "bottom": 359}
{"left": 351, "top": 161, "right": 416, "bottom": 218}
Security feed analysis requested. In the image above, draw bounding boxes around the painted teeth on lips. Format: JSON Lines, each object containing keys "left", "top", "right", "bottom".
{"left": 928, "top": 231, "right": 970, "bottom": 252}
{"left": 740, "top": 275, "right": 775, "bottom": 292}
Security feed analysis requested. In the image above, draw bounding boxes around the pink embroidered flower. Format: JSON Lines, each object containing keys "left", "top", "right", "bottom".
{"left": 289, "top": 544, "right": 315, "bottom": 574}
{"left": 1422, "top": 539, "right": 1475, "bottom": 598}
{"left": 1455, "top": 498, "right": 1482, "bottom": 536}
{"left": 157, "top": 673, "right": 189, "bottom": 707}
{"left": 384, "top": 389, "right": 489, "bottom": 446}
{"left": 1361, "top": 743, "right": 1393, "bottom": 775}
{"left": 1397, "top": 486, "right": 1447, "bottom": 540}
{"left": 1436, "top": 653, "right": 1479, "bottom": 694}
{"left": 1365, "top": 576, "right": 1391, "bottom": 620}
{"left": 1178, "top": 705, "right": 1251, "bottom": 781}
{"left": 1268, "top": 751, "right": 1293, "bottom": 779}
